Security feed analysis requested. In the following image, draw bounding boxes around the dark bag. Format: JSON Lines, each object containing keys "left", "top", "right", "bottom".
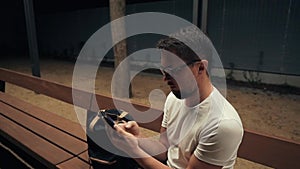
{"left": 86, "top": 109, "right": 140, "bottom": 169}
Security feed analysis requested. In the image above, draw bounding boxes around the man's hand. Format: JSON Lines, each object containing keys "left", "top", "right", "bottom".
{"left": 116, "top": 121, "right": 140, "bottom": 137}
{"left": 107, "top": 122, "right": 144, "bottom": 158}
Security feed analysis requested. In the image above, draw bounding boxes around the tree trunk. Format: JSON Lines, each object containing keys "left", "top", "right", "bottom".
{"left": 109, "top": 0, "right": 132, "bottom": 98}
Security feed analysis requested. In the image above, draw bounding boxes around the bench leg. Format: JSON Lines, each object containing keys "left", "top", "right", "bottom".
{"left": 0, "top": 80, "right": 5, "bottom": 92}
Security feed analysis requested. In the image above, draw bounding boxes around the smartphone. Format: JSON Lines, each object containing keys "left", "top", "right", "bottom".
{"left": 100, "top": 111, "right": 116, "bottom": 129}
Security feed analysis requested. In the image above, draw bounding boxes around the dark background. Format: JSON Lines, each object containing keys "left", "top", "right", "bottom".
{"left": 1, "top": 0, "right": 299, "bottom": 75}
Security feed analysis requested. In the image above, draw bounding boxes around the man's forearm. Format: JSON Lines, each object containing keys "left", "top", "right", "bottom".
{"left": 138, "top": 137, "right": 168, "bottom": 162}
{"left": 133, "top": 147, "right": 170, "bottom": 169}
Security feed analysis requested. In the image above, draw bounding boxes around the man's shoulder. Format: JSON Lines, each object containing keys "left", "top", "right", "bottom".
{"left": 165, "top": 92, "right": 182, "bottom": 106}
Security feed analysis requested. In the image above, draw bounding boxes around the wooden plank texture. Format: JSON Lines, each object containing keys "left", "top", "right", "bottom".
{"left": 238, "top": 129, "right": 300, "bottom": 169}
{"left": 0, "top": 68, "right": 92, "bottom": 110}
{"left": 1, "top": 67, "right": 300, "bottom": 169}
{"left": 77, "top": 150, "right": 90, "bottom": 163}
{"left": 0, "top": 101, "right": 87, "bottom": 156}
{"left": 57, "top": 156, "right": 90, "bottom": 169}
{"left": 57, "top": 150, "right": 90, "bottom": 169}
{"left": 0, "top": 114, "right": 73, "bottom": 168}
{"left": 0, "top": 92, "right": 87, "bottom": 142}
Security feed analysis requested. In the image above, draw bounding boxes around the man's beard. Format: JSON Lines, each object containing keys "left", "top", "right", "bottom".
{"left": 172, "top": 88, "right": 196, "bottom": 100}
{"left": 172, "top": 90, "right": 182, "bottom": 99}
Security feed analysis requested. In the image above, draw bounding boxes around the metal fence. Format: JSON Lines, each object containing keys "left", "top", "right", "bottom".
{"left": 207, "top": 0, "right": 300, "bottom": 75}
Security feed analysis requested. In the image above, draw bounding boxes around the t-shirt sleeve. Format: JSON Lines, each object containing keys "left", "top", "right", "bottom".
{"left": 161, "top": 92, "right": 174, "bottom": 128}
{"left": 161, "top": 100, "right": 169, "bottom": 128}
{"left": 194, "top": 119, "right": 243, "bottom": 166}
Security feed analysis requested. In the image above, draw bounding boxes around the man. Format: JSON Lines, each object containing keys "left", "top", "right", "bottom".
{"left": 111, "top": 26, "right": 244, "bottom": 169}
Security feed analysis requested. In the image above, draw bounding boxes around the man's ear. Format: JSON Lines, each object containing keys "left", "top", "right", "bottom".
{"left": 199, "top": 60, "right": 208, "bottom": 73}
{"left": 202, "top": 60, "right": 208, "bottom": 70}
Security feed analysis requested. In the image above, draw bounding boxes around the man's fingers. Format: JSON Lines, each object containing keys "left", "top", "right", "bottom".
{"left": 114, "top": 124, "right": 130, "bottom": 136}
{"left": 114, "top": 124, "right": 122, "bottom": 132}
{"left": 125, "top": 121, "right": 134, "bottom": 128}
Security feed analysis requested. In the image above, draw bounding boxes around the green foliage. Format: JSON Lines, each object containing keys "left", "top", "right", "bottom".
{"left": 243, "top": 70, "right": 261, "bottom": 84}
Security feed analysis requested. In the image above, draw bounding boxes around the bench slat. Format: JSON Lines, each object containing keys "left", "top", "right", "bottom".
{"left": 0, "top": 68, "right": 93, "bottom": 109}
{"left": 57, "top": 156, "right": 90, "bottom": 169}
{"left": 238, "top": 129, "right": 300, "bottom": 169}
{"left": 0, "top": 114, "right": 73, "bottom": 168}
{"left": 77, "top": 150, "right": 89, "bottom": 163}
{"left": 57, "top": 150, "right": 90, "bottom": 169}
{"left": 0, "top": 92, "right": 87, "bottom": 142}
{"left": 0, "top": 101, "right": 87, "bottom": 156}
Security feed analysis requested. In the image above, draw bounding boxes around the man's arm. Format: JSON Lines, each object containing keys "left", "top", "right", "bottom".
{"left": 138, "top": 127, "right": 169, "bottom": 162}
{"left": 114, "top": 124, "right": 222, "bottom": 169}
{"left": 134, "top": 125, "right": 224, "bottom": 169}
{"left": 133, "top": 142, "right": 222, "bottom": 169}
{"left": 113, "top": 122, "right": 168, "bottom": 161}
{"left": 186, "top": 155, "right": 222, "bottom": 169}
{"left": 113, "top": 124, "right": 170, "bottom": 168}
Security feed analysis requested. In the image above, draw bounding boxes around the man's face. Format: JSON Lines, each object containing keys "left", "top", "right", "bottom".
{"left": 160, "top": 50, "right": 198, "bottom": 99}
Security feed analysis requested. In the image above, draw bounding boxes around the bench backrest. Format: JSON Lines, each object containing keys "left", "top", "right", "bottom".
{"left": 0, "top": 68, "right": 299, "bottom": 169}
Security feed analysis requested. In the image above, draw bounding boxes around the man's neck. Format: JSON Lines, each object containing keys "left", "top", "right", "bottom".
{"left": 185, "top": 81, "right": 213, "bottom": 107}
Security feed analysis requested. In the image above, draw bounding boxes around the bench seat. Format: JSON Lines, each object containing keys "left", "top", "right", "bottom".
{"left": 0, "top": 92, "right": 89, "bottom": 168}
{"left": 0, "top": 67, "right": 299, "bottom": 169}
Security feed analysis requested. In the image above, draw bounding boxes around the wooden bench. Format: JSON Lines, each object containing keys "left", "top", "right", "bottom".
{"left": 0, "top": 68, "right": 299, "bottom": 169}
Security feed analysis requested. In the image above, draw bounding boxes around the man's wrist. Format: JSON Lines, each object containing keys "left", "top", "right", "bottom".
{"left": 130, "top": 145, "right": 149, "bottom": 158}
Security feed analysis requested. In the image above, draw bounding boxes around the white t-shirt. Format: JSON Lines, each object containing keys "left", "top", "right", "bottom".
{"left": 161, "top": 87, "right": 243, "bottom": 169}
